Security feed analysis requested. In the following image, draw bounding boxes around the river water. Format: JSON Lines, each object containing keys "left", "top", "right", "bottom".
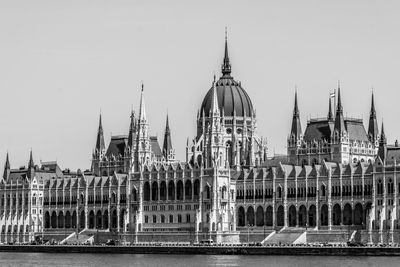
{"left": 0, "top": 253, "right": 398, "bottom": 267}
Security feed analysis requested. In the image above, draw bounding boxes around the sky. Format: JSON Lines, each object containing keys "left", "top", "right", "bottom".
{"left": 0, "top": 0, "right": 400, "bottom": 171}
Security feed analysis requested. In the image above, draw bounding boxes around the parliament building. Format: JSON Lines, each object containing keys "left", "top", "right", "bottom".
{"left": 1, "top": 36, "right": 400, "bottom": 245}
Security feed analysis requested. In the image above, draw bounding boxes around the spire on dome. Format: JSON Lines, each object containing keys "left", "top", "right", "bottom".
{"left": 95, "top": 113, "right": 105, "bottom": 153}
{"left": 221, "top": 27, "right": 231, "bottom": 76}
{"left": 368, "top": 91, "right": 379, "bottom": 143}
{"left": 139, "top": 82, "right": 147, "bottom": 122}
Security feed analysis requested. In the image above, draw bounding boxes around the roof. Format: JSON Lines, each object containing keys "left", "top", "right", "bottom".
{"left": 303, "top": 118, "right": 368, "bottom": 142}
{"left": 200, "top": 76, "right": 254, "bottom": 117}
{"left": 385, "top": 145, "right": 400, "bottom": 164}
{"left": 304, "top": 119, "right": 334, "bottom": 142}
{"left": 345, "top": 119, "right": 369, "bottom": 142}
{"left": 106, "top": 135, "right": 128, "bottom": 157}
{"left": 150, "top": 136, "right": 162, "bottom": 157}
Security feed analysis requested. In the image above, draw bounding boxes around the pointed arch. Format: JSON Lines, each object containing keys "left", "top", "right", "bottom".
{"left": 256, "top": 206, "right": 264, "bottom": 226}
{"left": 177, "top": 180, "right": 184, "bottom": 200}
{"left": 238, "top": 206, "right": 245, "bottom": 227}
{"left": 168, "top": 181, "right": 175, "bottom": 200}
{"left": 265, "top": 206, "right": 273, "bottom": 226}
{"left": 143, "top": 182, "right": 150, "bottom": 201}
{"left": 247, "top": 206, "right": 255, "bottom": 226}
{"left": 185, "top": 180, "right": 192, "bottom": 200}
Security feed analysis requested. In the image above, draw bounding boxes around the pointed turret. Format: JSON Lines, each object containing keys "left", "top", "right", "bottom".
{"left": 135, "top": 82, "right": 151, "bottom": 169}
{"left": 327, "top": 96, "right": 333, "bottom": 121}
{"left": 128, "top": 110, "right": 136, "bottom": 149}
{"left": 211, "top": 80, "right": 220, "bottom": 117}
{"left": 368, "top": 92, "right": 379, "bottom": 143}
{"left": 95, "top": 113, "right": 105, "bottom": 153}
{"left": 221, "top": 29, "right": 231, "bottom": 76}
{"left": 378, "top": 121, "right": 387, "bottom": 163}
{"left": 380, "top": 121, "right": 386, "bottom": 145}
{"left": 27, "top": 150, "right": 35, "bottom": 179}
{"left": 290, "top": 91, "right": 302, "bottom": 140}
{"left": 139, "top": 82, "right": 147, "bottom": 122}
{"left": 162, "top": 113, "right": 173, "bottom": 160}
{"left": 28, "top": 150, "right": 34, "bottom": 169}
{"left": 3, "top": 152, "right": 10, "bottom": 180}
{"left": 334, "top": 87, "right": 346, "bottom": 133}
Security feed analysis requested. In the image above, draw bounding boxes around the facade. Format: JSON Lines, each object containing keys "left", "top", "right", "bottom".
{"left": 1, "top": 35, "right": 400, "bottom": 244}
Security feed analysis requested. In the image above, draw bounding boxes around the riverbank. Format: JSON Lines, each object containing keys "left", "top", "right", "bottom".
{"left": 1, "top": 244, "right": 400, "bottom": 256}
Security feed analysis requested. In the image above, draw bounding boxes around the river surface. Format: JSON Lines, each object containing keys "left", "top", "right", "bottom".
{"left": 0, "top": 253, "right": 399, "bottom": 267}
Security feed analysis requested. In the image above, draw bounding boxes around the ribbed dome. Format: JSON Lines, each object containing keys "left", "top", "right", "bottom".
{"left": 200, "top": 76, "right": 254, "bottom": 117}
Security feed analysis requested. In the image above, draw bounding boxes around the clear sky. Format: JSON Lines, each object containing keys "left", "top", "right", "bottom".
{"left": 0, "top": 0, "right": 399, "bottom": 171}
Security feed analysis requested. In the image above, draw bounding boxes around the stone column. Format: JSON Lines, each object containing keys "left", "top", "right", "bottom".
{"left": 328, "top": 169, "right": 332, "bottom": 230}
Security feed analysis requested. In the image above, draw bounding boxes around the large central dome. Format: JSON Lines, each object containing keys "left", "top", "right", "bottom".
{"left": 200, "top": 38, "right": 254, "bottom": 118}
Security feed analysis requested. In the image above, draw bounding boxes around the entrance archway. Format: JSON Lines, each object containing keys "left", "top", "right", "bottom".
{"left": 320, "top": 204, "right": 328, "bottom": 226}
{"left": 247, "top": 206, "right": 255, "bottom": 226}
{"left": 288, "top": 205, "right": 296, "bottom": 227}
{"left": 308, "top": 205, "right": 316, "bottom": 227}
{"left": 265, "top": 206, "right": 273, "bottom": 226}
{"left": 256, "top": 206, "right": 264, "bottom": 226}
{"left": 298, "top": 205, "right": 307, "bottom": 227}
{"left": 277, "top": 206, "right": 284, "bottom": 226}
{"left": 333, "top": 204, "right": 341, "bottom": 225}
{"left": 354, "top": 203, "right": 363, "bottom": 226}
{"left": 343, "top": 203, "right": 352, "bottom": 225}
{"left": 238, "top": 206, "right": 245, "bottom": 227}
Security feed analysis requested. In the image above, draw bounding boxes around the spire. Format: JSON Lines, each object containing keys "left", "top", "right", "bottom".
{"left": 334, "top": 87, "right": 346, "bottom": 133}
{"left": 128, "top": 110, "right": 136, "bottom": 149}
{"left": 368, "top": 91, "right": 379, "bottom": 143}
{"left": 290, "top": 90, "right": 302, "bottom": 140}
{"left": 3, "top": 152, "right": 10, "bottom": 180}
{"left": 95, "top": 113, "right": 105, "bottom": 153}
{"left": 211, "top": 79, "right": 220, "bottom": 116}
{"left": 27, "top": 150, "right": 35, "bottom": 179}
{"left": 380, "top": 121, "right": 386, "bottom": 144}
{"left": 221, "top": 28, "right": 231, "bottom": 76}
{"left": 163, "top": 113, "right": 173, "bottom": 159}
{"left": 139, "top": 82, "right": 147, "bottom": 122}
{"left": 28, "top": 149, "right": 34, "bottom": 169}
{"left": 378, "top": 120, "right": 387, "bottom": 163}
{"left": 327, "top": 96, "right": 333, "bottom": 121}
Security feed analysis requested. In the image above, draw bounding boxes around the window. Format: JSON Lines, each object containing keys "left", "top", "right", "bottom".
{"left": 186, "top": 214, "right": 190, "bottom": 223}
{"left": 145, "top": 216, "right": 149, "bottom": 223}
{"left": 153, "top": 215, "right": 157, "bottom": 223}
{"left": 178, "top": 214, "right": 182, "bottom": 223}
{"left": 169, "top": 215, "right": 174, "bottom": 223}
{"left": 161, "top": 215, "right": 165, "bottom": 223}
{"left": 32, "top": 194, "right": 37, "bottom": 206}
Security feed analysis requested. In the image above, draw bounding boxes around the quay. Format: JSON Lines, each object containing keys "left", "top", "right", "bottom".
{"left": 1, "top": 244, "right": 400, "bottom": 256}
